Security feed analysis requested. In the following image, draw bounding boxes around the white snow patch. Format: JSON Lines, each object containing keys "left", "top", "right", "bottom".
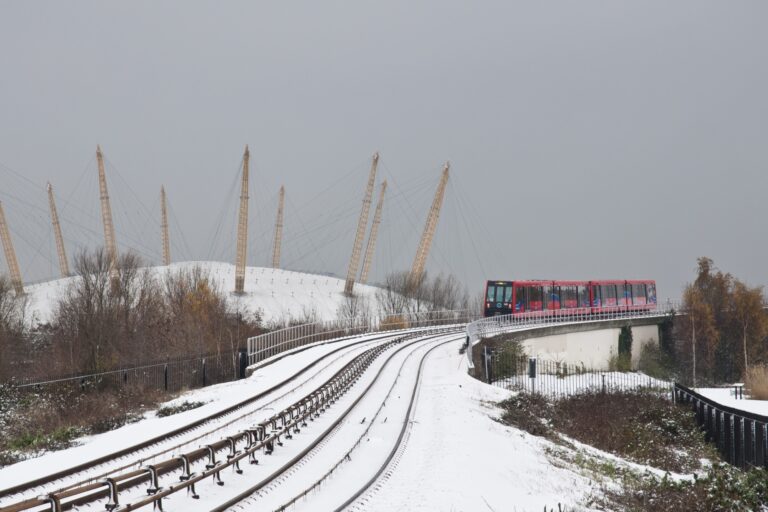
{"left": 695, "top": 387, "right": 768, "bottom": 417}
{"left": 22, "top": 261, "right": 381, "bottom": 325}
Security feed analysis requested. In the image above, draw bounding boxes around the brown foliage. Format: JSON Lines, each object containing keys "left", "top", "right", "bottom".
{"left": 675, "top": 257, "right": 767, "bottom": 384}
{"left": 3, "top": 250, "right": 265, "bottom": 381}
{"left": 745, "top": 366, "right": 768, "bottom": 400}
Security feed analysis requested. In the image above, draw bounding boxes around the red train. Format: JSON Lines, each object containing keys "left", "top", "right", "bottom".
{"left": 483, "top": 279, "right": 657, "bottom": 317}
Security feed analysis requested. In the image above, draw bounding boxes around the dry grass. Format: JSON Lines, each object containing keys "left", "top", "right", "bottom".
{"left": 379, "top": 315, "right": 408, "bottom": 331}
{"left": 745, "top": 365, "right": 768, "bottom": 400}
{"left": 1, "top": 384, "right": 168, "bottom": 465}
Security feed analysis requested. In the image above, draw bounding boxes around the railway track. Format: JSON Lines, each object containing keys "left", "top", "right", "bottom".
{"left": 271, "top": 333, "right": 462, "bottom": 512}
{"left": 0, "top": 331, "right": 405, "bottom": 509}
{"left": 0, "top": 327, "right": 462, "bottom": 512}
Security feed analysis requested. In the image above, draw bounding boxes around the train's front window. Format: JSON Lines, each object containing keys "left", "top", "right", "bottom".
{"left": 504, "top": 286, "right": 512, "bottom": 303}
{"left": 486, "top": 285, "right": 495, "bottom": 302}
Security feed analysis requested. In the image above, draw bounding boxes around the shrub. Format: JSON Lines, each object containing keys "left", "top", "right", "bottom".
{"left": 156, "top": 400, "right": 206, "bottom": 417}
{"left": 745, "top": 365, "right": 768, "bottom": 400}
{"left": 608, "top": 349, "right": 632, "bottom": 372}
{"left": 637, "top": 342, "right": 675, "bottom": 381}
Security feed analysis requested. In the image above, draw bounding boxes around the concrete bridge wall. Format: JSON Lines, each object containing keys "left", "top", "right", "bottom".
{"left": 521, "top": 322, "right": 659, "bottom": 369}
{"left": 470, "top": 317, "right": 665, "bottom": 374}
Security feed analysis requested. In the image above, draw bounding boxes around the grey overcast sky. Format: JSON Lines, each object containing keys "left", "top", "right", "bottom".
{"left": 0, "top": 1, "right": 766, "bottom": 300}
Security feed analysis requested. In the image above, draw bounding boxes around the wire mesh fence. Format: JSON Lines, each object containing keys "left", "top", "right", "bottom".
{"left": 484, "top": 349, "right": 672, "bottom": 399}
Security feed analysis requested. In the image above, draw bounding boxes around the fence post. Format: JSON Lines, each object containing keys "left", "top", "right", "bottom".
{"left": 164, "top": 364, "right": 168, "bottom": 391}
{"left": 202, "top": 358, "right": 207, "bottom": 387}
{"left": 483, "top": 345, "right": 490, "bottom": 384}
{"left": 238, "top": 348, "right": 248, "bottom": 379}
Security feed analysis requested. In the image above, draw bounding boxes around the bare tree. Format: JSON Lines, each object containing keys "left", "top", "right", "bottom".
{"left": 336, "top": 293, "right": 370, "bottom": 330}
{"left": 0, "top": 275, "right": 29, "bottom": 379}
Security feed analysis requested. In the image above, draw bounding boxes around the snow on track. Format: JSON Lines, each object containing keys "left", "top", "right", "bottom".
{"left": 0, "top": 332, "right": 395, "bottom": 505}
{"left": 346, "top": 338, "right": 594, "bottom": 512}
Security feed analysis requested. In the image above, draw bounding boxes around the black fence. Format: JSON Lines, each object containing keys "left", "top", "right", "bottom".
{"left": 8, "top": 349, "right": 249, "bottom": 394}
{"left": 483, "top": 348, "right": 671, "bottom": 398}
{"left": 674, "top": 383, "right": 768, "bottom": 470}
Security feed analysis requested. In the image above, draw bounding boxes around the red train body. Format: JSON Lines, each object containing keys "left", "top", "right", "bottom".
{"left": 483, "top": 279, "right": 657, "bottom": 317}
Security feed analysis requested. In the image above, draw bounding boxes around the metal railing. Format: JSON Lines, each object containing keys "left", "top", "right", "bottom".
{"left": 247, "top": 309, "right": 478, "bottom": 366}
{"left": 674, "top": 383, "right": 768, "bottom": 469}
{"left": 465, "top": 301, "right": 678, "bottom": 368}
{"left": 9, "top": 350, "right": 246, "bottom": 393}
{"left": 485, "top": 352, "right": 671, "bottom": 398}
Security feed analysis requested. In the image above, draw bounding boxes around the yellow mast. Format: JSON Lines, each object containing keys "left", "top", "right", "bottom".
{"left": 0, "top": 201, "right": 24, "bottom": 295}
{"left": 234, "top": 145, "right": 250, "bottom": 293}
{"left": 271, "top": 185, "right": 285, "bottom": 269}
{"left": 359, "top": 180, "right": 387, "bottom": 284}
{"left": 160, "top": 186, "right": 171, "bottom": 266}
{"left": 96, "top": 145, "right": 119, "bottom": 278}
{"left": 409, "top": 162, "right": 449, "bottom": 289}
{"left": 344, "top": 152, "right": 378, "bottom": 295}
{"left": 47, "top": 182, "right": 70, "bottom": 277}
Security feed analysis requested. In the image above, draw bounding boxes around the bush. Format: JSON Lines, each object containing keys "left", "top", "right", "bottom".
{"left": 498, "top": 393, "right": 553, "bottom": 438}
{"left": 1, "top": 385, "right": 165, "bottom": 466}
{"left": 637, "top": 342, "right": 675, "bottom": 381}
{"left": 608, "top": 350, "right": 632, "bottom": 372}
{"left": 156, "top": 400, "right": 206, "bottom": 417}
{"left": 745, "top": 365, "right": 768, "bottom": 400}
{"left": 611, "top": 465, "right": 768, "bottom": 512}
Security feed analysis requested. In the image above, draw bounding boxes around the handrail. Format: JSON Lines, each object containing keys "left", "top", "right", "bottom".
{"left": 247, "top": 309, "right": 478, "bottom": 366}
{"left": 465, "top": 301, "right": 679, "bottom": 368}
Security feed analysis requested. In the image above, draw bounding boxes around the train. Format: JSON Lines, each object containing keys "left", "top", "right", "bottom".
{"left": 483, "top": 279, "right": 657, "bottom": 317}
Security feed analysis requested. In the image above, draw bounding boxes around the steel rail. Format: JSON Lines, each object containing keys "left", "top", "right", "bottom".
{"left": 1, "top": 339, "right": 398, "bottom": 512}
{"left": 332, "top": 335, "right": 459, "bottom": 511}
{"left": 0, "top": 331, "right": 402, "bottom": 502}
{"left": 274, "top": 332, "right": 463, "bottom": 511}
{"left": 207, "top": 328, "right": 462, "bottom": 512}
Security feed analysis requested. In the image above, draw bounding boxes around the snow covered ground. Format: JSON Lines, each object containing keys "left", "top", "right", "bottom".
{"left": 3, "top": 327, "right": 703, "bottom": 512}
{"left": 22, "top": 261, "right": 381, "bottom": 325}
{"left": 695, "top": 387, "right": 768, "bottom": 417}
{"left": 0, "top": 331, "right": 394, "bottom": 501}
{"left": 348, "top": 339, "right": 596, "bottom": 512}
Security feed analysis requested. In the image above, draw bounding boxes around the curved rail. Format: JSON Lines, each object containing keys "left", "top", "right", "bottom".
{"left": 331, "top": 335, "right": 458, "bottom": 511}
{"left": 274, "top": 333, "right": 462, "bottom": 511}
{"left": 0, "top": 331, "right": 403, "bottom": 507}
{"left": 207, "top": 329, "right": 460, "bottom": 512}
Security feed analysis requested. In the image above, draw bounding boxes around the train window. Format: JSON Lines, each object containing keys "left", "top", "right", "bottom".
{"left": 487, "top": 285, "right": 495, "bottom": 302}
{"left": 592, "top": 285, "right": 601, "bottom": 307}
{"left": 561, "top": 285, "right": 577, "bottom": 308}
{"left": 542, "top": 285, "right": 552, "bottom": 309}
{"left": 647, "top": 283, "right": 657, "bottom": 304}
{"left": 618, "top": 284, "right": 630, "bottom": 306}
{"left": 528, "top": 286, "right": 543, "bottom": 311}
{"left": 578, "top": 286, "right": 590, "bottom": 307}
{"left": 514, "top": 286, "right": 527, "bottom": 312}
{"left": 632, "top": 284, "right": 647, "bottom": 305}
{"left": 601, "top": 285, "right": 617, "bottom": 306}
{"left": 504, "top": 286, "right": 513, "bottom": 303}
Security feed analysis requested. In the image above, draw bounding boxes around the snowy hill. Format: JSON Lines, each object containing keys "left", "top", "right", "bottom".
{"left": 23, "top": 262, "right": 381, "bottom": 326}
